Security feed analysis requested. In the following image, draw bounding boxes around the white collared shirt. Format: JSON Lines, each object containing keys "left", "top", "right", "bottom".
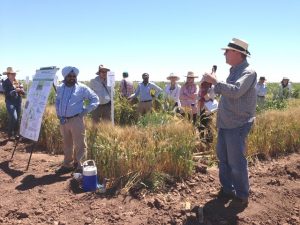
{"left": 164, "top": 83, "right": 181, "bottom": 106}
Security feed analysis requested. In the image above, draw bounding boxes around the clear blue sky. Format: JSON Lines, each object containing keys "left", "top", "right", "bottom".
{"left": 1, "top": 0, "right": 299, "bottom": 82}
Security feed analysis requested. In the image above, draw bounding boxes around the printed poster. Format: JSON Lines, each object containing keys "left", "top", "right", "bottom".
{"left": 20, "top": 68, "right": 58, "bottom": 141}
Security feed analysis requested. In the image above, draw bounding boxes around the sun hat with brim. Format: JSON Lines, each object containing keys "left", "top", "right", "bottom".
{"left": 282, "top": 77, "right": 289, "bottom": 80}
{"left": 221, "top": 38, "right": 251, "bottom": 56}
{"left": 3, "top": 67, "right": 18, "bottom": 75}
{"left": 167, "top": 73, "right": 180, "bottom": 81}
{"left": 184, "top": 71, "right": 198, "bottom": 78}
{"left": 96, "top": 64, "right": 110, "bottom": 75}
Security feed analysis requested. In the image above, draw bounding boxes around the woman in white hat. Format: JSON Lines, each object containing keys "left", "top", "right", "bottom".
{"left": 2, "top": 67, "right": 25, "bottom": 139}
{"left": 164, "top": 73, "right": 181, "bottom": 109}
{"left": 179, "top": 71, "right": 199, "bottom": 124}
{"left": 279, "top": 77, "right": 292, "bottom": 98}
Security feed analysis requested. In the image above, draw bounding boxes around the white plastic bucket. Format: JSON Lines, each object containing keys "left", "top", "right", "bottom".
{"left": 82, "top": 160, "right": 98, "bottom": 192}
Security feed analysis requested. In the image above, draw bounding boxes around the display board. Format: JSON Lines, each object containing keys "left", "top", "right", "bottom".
{"left": 20, "top": 68, "right": 58, "bottom": 141}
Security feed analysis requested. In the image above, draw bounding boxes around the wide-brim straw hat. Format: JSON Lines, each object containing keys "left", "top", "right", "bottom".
{"left": 221, "top": 38, "right": 251, "bottom": 56}
{"left": 184, "top": 71, "right": 198, "bottom": 78}
{"left": 96, "top": 64, "right": 110, "bottom": 75}
{"left": 167, "top": 73, "right": 180, "bottom": 81}
{"left": 3, "top": 67, "right": 18, "bottom": 75}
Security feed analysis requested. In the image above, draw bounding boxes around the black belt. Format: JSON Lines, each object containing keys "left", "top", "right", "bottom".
{"left": 257, "top": 95, "right": 265, "bottom": 98}
{"left": 65, "top": 114, "right": 79, "bottom": 119}
{"left": 141, "top": 100, "right": 152, "bottom": 102}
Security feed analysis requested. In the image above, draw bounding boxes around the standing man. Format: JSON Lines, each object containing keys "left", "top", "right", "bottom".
{"left": 129, "top": 73, "right": 162, "bottom": 115}
{"left": 255, "top": 76, "right": 267, "bottom": 107}
{"left": 203, "top": 38, "right": 257, "bottom": 206}
{"left": 2, "top": 67, "right": 25, "bottom": 139}
{"left": 55, "top": 66, "right": 99, "bottom": 175}
{"left": 90, "top": 65, "right": 111, "bottom": 122}
{"left": 119, "top": 71, "right": 134, "bottom": 98}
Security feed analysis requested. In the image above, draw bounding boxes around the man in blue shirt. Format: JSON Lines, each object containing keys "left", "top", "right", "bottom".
{"left": 55, "top": 66, "right": 99, "bottom": 175}
{"left": 129, "top": 73, "right": 162, "bottom": 115}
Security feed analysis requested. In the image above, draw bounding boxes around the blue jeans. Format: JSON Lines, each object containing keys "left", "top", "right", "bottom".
{"left": 6, "top": 101, "right": 21, "bottom": 137}
{"left": 217, "top": 122, "right": 253, "bottom": 199}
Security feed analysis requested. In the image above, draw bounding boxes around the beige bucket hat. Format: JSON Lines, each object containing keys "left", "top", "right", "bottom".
{"left": 222, "top": 38, "right": 251, "bottom": 56}
{"left": 167, "top": 73, "right": 180, "bottom": 81}
{"left": 184, "top": 71, "right": 198, "bottom": 78}
{"left": 96, "top": 64, "right": 110, "bottom": 75}
{"left": 3, "top": 67, "right": 18, "bottom": 75}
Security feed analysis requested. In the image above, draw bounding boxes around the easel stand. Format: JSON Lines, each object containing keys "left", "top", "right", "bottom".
{"left": 10, "top": 136, "right": 36, "bottom": 171}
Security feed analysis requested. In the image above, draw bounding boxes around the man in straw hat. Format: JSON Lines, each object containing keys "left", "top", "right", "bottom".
{"left": 55, "top": 66, "right": 99, "bottom": 175}
{"left": 164, "top": 73, "right": 181, "bottom": 110}
{"left": 2, "top": 67, "right": 25, "bottom": 139}
{"left": 90, "top": 65, "right": 112, "bottom": 122}
{"left": 202, "top": 38, "right": 257, "bottom": 207}
{"left": 128, "top": 73, "right": 162, "bottom": 116}
{"left": 179, "top": 71, "right": 199, "bottom": 124}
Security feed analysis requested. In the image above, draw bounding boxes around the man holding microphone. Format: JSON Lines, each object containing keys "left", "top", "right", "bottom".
{"left": 202, "top": 38, "right": 257, "bottom": 207}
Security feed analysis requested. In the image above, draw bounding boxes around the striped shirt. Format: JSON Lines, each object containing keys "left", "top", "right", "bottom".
{"left": 120, "top": 78, "right": 134, "bottom": 97}
{"left": 214, "top": 60, "right": 257, "bottom": 129}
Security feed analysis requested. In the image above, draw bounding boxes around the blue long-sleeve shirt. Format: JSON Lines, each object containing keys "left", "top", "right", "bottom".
{"left": 55, "top": 82, "right": 99, "bottom": 117}
{"left": 130, "top": 82, "right": 162, "bottom": 102}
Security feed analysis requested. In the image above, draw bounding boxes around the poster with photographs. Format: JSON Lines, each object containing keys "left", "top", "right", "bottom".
{"left": 20, "top": 68, "right": 58, "bottom": 141}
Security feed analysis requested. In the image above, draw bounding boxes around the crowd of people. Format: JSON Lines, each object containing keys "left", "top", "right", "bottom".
{"left": 0, "top": 37, "right": 296, "bottom": 208}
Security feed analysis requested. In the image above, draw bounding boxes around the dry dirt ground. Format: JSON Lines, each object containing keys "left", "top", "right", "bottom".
{"left": 0, "top": 131, "right": 299, "bottom": 225}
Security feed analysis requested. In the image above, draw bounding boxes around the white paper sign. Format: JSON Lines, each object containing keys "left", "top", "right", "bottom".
{"left": 20, "top": 68, "right": 58, "bottom": 141}
{"left": 25, "top": 76, "right": 30, "bottom": 85}
{"left": 204, "top": 99, "right": 218, "bottom": 113}
{"left": 107, "top": 71, "right": 115, "bottom": 87}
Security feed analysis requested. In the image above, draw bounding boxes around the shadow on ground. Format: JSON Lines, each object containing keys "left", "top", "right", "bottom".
{"left": 16, "top": 173, "right": 70, "bottom": 191}
{"left": 202, "top": 198, "right": 247, "bottom": 225}
{"left": 0, "top": 160, "right": 24, "bottom": 179}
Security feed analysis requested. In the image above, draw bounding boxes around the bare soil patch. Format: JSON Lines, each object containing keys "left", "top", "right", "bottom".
{"left": 0, "top": 132, "right": 299, "bottom": 225}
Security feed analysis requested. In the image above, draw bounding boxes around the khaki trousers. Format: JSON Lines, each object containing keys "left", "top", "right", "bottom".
{"left": 60, "top": 116, "right": 87, "bottom": 168}
{"left": 92, "top": 103, "right": 111, "bottom": 122}
{"left": 138, "top": 101, "right": 152, "bottom": 116}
